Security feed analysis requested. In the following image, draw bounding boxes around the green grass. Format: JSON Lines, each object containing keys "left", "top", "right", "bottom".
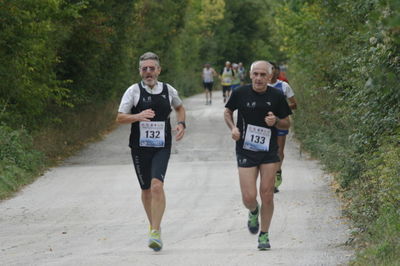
{"left": 350, "top": 208, "right": 400, "bottom": 266}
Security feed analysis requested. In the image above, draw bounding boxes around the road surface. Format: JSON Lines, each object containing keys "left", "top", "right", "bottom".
{"left": 0, "top": 92, "right": 353, "bottom": 265}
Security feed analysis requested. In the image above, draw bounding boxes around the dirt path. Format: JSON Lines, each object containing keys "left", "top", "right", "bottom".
{"left": 0, "top": 92, "right": 353, "bottom": 265}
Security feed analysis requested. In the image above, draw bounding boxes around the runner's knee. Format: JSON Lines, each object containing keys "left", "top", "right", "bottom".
{"left": 151, "top": 179, "right": 164, "bottom": 195}
{"left": 260, "top": 188, "right": 274, "bottom": 204}
{"left": 242, "top": 191, "right": 257, "bottom": 207}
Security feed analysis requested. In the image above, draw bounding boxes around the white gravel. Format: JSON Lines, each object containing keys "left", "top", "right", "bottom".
{"left": 0, "top": 92, "right": 353, "bottom": 266}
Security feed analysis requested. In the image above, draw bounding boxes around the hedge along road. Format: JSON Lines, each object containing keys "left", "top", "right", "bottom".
{"left": 0, "top": 92, "right": 353, "bottom": 266}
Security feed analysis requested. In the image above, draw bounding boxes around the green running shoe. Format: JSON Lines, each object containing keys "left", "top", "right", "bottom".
{"left": 275, "top": 170, "right": 282, "bottom": 188}
{"left": 247, "top": 204, "right": 260, "bottom": 234}
{"left": 258, "top": 233, "right": 271, "bottom": 250}
{"left": 148, "top": 229, "right": 163, "bottom": 251}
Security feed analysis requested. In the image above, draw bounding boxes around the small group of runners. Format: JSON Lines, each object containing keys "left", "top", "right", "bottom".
{"left": 202, "top": 61, "right": 246, "bottom": 105}
{"left": 117, "top": 52, "right": 297, "bottom": 252}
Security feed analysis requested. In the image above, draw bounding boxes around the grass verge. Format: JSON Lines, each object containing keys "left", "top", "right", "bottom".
{"left": 0, "top": 100, "right": 118, "bottom": 200}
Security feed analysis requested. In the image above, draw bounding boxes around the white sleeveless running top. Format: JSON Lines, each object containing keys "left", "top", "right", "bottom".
{"left": 203, "top": 68, "right": 214, "bottom": 83}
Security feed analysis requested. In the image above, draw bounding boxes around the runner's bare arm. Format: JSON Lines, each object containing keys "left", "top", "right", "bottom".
{"left": 116, "top": 109, "right": 155, "bottom": 124}
{"left": 276, "top": 116, "right": 290, "bottom": 130}
{"left": 224, "top": 108, "right": 235, "bottom": 130}
{"left": 288, "top": 96, "right": 297, "bottom": 110}
{"left": 174, "top": 104, "right": 186, "bottom": 141}
{"left": 224, "top": 108, "right": 240, "bottom": 141}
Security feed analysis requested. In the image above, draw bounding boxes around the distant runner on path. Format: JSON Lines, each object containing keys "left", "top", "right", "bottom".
{"left": 231, "top": 63, "right": 241, "bottom": 92}
{"left": 116, "top": 52, "right": 186, "bottom": 252}
{"left": 202, "top": 63, "right": 218, "bottom": 105}
{"left": 224, "top": 60, "right": 292, "bottom": 250}
{"left": 220, "top": 61, "right": 234, "bottom": 103}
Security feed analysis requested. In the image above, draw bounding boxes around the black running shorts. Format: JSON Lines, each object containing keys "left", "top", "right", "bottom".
{"left": 236, "top": 151, "right": 280, "bottom": 168}
{"left": 222, "top": 85, "right": 232, "bottom": 93}
{"left": 203, "top": 82, "right": 213, "bottom": 91}
{"left": 131, "top": 147, "right": 171, "bottom": 190}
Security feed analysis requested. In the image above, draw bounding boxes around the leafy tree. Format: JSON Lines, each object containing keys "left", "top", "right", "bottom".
{"left": 0, "top": 0, "right": 81, "bottom": 128}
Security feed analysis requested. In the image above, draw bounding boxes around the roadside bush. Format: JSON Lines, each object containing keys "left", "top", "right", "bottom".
{"left": 346, "top": 136, "right": 400, "bottom": 226}
{"left": 350, "top": 207, "right": 400, "bottom": 266}
{"left": 0, "top": 125, "right": 44, "bottom": 199}
{"left": 271, "top": 0, "right": 400, "bottom": 264}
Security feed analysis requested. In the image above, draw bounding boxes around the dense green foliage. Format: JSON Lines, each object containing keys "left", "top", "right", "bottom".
{"left": 0, "top": 0, "right": 278, "bottom": 195}
{"left": 0, "top": 0, "right": 279, "bottom": 128}
{"left": 0, "top": 0, "right": 138, "bottom": 196}
{"left": 271, "top": 0, "right": 400, "bottom": 264}
{"left": 0, "top": 0, "right": 137, "bottom": 128}
{"left": 1, "top": 0, "right": 399, "bottom": 263}
{"left": 0, "top": 124, "right": 43, "bottom": 198}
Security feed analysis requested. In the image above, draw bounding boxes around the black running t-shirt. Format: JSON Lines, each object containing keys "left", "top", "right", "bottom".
{"left": 225, "top": 84, "right": 292, "bottom": 155}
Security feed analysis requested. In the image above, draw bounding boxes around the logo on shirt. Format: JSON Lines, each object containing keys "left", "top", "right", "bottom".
{"left": 246, "top": 102, "right": 256, "bottom": 108}
{"left": 143, "top": 96, "right": 152, "bottom": 103}
{"left": 161, "top": 94, "right": 167, "bottom": 99}
{"left": 266, "top": 101, "right": 271, "bottom": 106}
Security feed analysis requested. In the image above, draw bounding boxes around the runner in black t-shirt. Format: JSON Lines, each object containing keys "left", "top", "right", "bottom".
{"left": 224, "top": 60, "right": 292, "bottom": 250}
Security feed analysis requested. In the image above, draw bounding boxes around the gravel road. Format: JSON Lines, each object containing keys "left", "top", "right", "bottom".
{"left": 0, "top": 92, "right": 353, "bottom": 266}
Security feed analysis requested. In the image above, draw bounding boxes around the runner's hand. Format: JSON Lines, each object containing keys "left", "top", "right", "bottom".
{"left": 136, "top": 109, "right": 155, "bottom": 122}
{"left": 231, "top": 127, "right": 240, "bottom": 141}
{"left": 175, "top": 124, "right": 185, "bottom": 141}
{"left": 265, "top": 112, "right": 277, "bottom": 127}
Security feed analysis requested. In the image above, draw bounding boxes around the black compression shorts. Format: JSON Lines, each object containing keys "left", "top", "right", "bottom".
{"left": 131, "top": 147, "right": 171, "bottom": 190}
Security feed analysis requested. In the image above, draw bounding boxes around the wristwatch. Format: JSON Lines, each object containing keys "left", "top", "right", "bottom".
{"left": 177, "top": 121, "right": 186, "bottom": 129}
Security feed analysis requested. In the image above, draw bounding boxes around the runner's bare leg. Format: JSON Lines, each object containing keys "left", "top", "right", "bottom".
{"left": 141, "top": 189, "right": 152, "bottom": 226}
{"left": 150, "top": 178, "right": 165, "bottom": 231}
{"left": 238, "top": 167, "right": 259, "bottom": 212}
{"left": 259, "top": 163, "right": 278, "bottom": 232}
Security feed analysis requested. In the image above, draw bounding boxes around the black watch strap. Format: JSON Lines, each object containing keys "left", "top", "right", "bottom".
{"left": 177, "top": 121, "right": 186, "bottom": 129}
